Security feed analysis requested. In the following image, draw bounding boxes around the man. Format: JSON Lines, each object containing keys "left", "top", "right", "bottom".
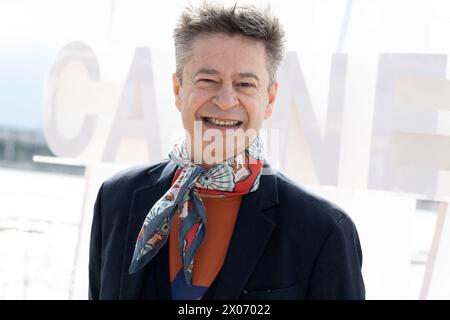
{"left": 88, "top": 2, "right": 365, "bottom": 300}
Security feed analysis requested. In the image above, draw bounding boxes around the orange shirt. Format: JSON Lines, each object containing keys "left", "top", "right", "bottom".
{"left": 169, "top": 195, "right": 241, "bottom": 299}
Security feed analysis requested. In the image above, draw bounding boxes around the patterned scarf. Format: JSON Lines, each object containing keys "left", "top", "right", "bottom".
{"left": 129, "top": 136, "right": 264, "bottom": 286}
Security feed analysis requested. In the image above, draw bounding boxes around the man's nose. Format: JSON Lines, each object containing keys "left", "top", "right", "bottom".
{"left": 212, "top": 84, "right": 239, "bottom": 110}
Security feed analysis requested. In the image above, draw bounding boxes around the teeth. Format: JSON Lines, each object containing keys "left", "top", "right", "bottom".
{"left": 205, "top": 117, "right": 241, "bottom": 126}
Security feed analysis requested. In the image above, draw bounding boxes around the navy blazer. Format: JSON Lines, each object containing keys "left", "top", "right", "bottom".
{"left": 88, "top": 159, "right": 365, "bottom": 300}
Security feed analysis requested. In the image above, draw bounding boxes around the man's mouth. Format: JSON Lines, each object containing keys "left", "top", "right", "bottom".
{"left": 201, "top": 117, "right": 243, "bottom": 129}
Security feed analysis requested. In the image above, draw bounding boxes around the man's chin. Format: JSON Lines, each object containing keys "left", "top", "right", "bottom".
{"left": 197, "top": 146, "right": 243, "bottom": 166}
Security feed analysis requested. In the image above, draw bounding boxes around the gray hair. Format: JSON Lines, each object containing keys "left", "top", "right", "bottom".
{"left": 173, "top": 2, "right": 286, "bottom": 89}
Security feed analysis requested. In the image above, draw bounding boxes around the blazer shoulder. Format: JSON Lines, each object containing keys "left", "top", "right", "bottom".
{"left": 95, "top": 158, "right": 173, "bottom": 226}
{"left": 274, "top": 170, "right": 351, "bottom": 229}
{"left": 101, "top": 158, "right": 171, "bottom": 192}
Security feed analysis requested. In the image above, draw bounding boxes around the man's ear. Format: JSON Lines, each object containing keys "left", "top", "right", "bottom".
{"left": 172, "top": 73, "right": 182, "bottom": 112}
{"left": 264, "top": 81, "right": 278, "bottom": 119}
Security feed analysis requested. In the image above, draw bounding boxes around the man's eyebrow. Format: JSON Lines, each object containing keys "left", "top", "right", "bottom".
{"left": 238, "top": 72, "right": 259, "bottom": 82}
{"left": 194, "top": 68, "right": 259, "bottom": 82}
{"left": 194, "top": 68, "right": 220, "bottom": 77}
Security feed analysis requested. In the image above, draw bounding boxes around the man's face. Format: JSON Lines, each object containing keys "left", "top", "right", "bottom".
{"left": 172, "top": 33, "right": 278, "bottom": 165}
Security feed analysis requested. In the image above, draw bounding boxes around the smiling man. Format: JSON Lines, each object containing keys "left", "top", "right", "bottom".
{"left": 173, "top": 31, "right": 275, "bottom": 166}
{"left": 88, "top": 2, "right": 365, "bottom": 300}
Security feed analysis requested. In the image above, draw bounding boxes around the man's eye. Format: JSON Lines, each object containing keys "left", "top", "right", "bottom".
{"left": 237, "top": 82, "right": 255, "bottom": 88}
{"left": 198, "top": 79, "right": 216, "bottom": 83}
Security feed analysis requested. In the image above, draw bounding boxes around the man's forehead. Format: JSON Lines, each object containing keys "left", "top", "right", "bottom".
{"left": 185, "top": 35, "right": 267, "bottom": 79}
{"left": 190, "top": 33, "right": 265, "bottom": 60}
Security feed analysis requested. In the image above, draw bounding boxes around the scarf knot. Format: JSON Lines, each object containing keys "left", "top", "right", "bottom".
{"left": 129, "top": 136, "right": 264, "bottom": 286}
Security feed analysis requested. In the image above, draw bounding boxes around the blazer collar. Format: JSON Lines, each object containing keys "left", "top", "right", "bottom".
{"left": 119, "top": 160, "right": 279, "bottom": 299}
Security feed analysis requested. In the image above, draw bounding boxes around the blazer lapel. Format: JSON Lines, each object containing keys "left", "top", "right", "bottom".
{"left": 119, "top": 160, "right": 279, "bottom": 300}
{"left": 212, "top": 168, "right": 279, "bottom": 299}
{"left": 119, "top": 160, "right": 177, "bottom": 299}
